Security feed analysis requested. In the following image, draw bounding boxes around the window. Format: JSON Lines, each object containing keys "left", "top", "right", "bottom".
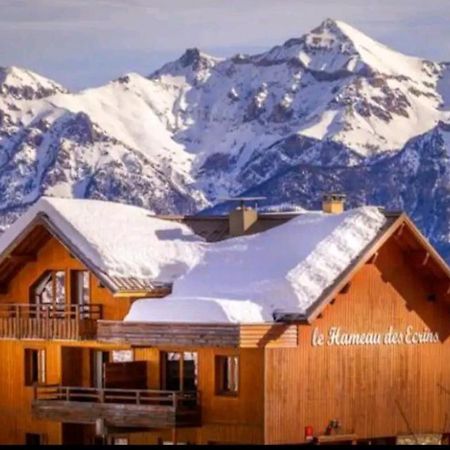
{"left": 111, "top": 350, "right": 134, "bottom": 363}
{"left": 111, "top": 437, "right": 129, "bottom": 445}
{"left": 70, "top": 271, "right": 90, "bottom": 306}
{"left": 24, "top": 349, "right": 46, "bottom": 386}
{"left": 215, "top": 355, "right": 239, "bottom": 396}
{"left": 31, "top": 270, "right": 66, "bottom": 307}
{"left": 161, "top": 352, "right": 198, "bottom": 391}
{"left": 25, "top": 433, "right": 46, "bottom": 445}
{"left": 157, "top": 438, "right": 190, "bottom": 445}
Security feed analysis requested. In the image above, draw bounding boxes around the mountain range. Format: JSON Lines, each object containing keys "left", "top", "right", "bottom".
{"left": 0, "top": 19, "right": 449, "bottom": 260}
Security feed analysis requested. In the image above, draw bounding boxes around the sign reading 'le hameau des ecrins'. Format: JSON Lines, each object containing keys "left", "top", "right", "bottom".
{"left": 311, "top": 325, "right": 440, "bottom": 347}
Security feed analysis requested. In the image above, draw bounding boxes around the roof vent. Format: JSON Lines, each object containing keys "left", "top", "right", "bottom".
{"left": 322, "top": 193, "right": 346, "bottom": 214}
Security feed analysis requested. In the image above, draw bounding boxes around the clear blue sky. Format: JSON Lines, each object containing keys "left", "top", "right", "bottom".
{"left": 1, "top": 0, "right": 449, "bottom": 90}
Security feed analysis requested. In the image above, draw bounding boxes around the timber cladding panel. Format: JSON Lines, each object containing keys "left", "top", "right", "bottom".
{"left": 0, "top": 236, "right": 132, "bottom": 322}
{"left": 0, "top": 339, "right": 132, "bottom": 444}
{"left": 32, "top": 401, "right": 200, "bottom": 428}
{"left": 133, "top": 346, "right": 266, "bottom": 444}
{"left": 0, "top": 340, "right": 62, "bottom": 444}
{"left": 264, "top": 238, "right": 450, "bottom": 444}
{"left": 98, "top": 322, "right": 298, "bottom": 348}
{"left": 99, "top": 322, "right": 241, "bottom": 347}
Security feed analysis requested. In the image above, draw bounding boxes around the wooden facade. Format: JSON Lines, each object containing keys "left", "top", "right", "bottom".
{"left": 0, "top": 212, "right": 448, "bottom": 444}
{"left": 264, "top": 237, "right": 450, "bottom": 444}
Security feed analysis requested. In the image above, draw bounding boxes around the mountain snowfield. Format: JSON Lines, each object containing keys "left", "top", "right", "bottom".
{"left": 0, "top": 19, "right": 449, "bottom": 260}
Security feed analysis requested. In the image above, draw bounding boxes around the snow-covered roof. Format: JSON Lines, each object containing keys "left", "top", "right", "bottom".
{"left": 0, "top": 197, "right": 205, "bottom": 290}
{"left": 126, "top": 206, "right": 387, "bottom": 324}
{"left": 0, "top": 198, "right": 398, "bottom": 323}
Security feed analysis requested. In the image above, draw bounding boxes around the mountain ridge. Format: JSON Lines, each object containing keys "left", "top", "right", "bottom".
{"left": 0, "top": 19, "right": 449, "bottom": 261}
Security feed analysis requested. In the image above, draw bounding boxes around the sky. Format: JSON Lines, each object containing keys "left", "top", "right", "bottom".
{"left": 1, "top": 0, "right": 450, "bottom": 91}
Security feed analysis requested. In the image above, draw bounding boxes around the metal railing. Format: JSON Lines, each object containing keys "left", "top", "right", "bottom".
{"left": 33, "top": 384, "right": 199, "bottom": 409}
{"left": 0, "top": 303, "right": 102, "bottom": 340}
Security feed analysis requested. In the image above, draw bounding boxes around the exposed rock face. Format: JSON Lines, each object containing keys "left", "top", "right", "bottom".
{"left": 0, "top": 19, "right": 449, "bottom": 261}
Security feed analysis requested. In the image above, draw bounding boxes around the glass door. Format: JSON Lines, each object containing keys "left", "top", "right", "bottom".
{"left": 161, "top": 352, "right": 198, "bottom": 391}
{"left": 70, "top": 271, "right": 90, "bottom": 318}
{"left": 90, "top": 350, "right": 109, "bottom": 388}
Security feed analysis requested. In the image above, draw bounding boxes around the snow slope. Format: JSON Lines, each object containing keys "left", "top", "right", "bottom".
{"left": 126, "top": 206, "right": 386, "bottom": 323}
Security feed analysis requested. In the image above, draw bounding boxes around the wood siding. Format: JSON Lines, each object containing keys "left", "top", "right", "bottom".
{"left": 0, "top": 236, "right": 132, "bottom": 322}
{"left": 32, "top": 386, "right": 200, "bottom": 428}
{"left": 99, "top": 322, "right": 240, "bottom": 347}
{"left": 132, "top": 346, "right": 266, "bottom": 444}
{"left": 98, "top": 322, "right": 298, "bottom": 349}
{"left": 0, "top": 236, "right": 137, "bottom": 443}
{"left": 0, "top": 339, "right": 132, "bottom": 444}
{"left": 0, "top": 218, "right": 448, "bottom": 444}
{"left": 264, "top": 238, "right": 450, "bottom": 444}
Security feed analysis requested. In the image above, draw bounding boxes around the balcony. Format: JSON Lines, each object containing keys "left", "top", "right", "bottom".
{"left": 32, "top": 385, "right": 201, "bottom": 429}
{"left": 0, "top": 303, "right": 102, "bottom": 340}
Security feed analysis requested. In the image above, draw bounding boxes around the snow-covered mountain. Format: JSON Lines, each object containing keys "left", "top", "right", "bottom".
{"left": 0, "top": 19, "right": 449, "bottom": 260}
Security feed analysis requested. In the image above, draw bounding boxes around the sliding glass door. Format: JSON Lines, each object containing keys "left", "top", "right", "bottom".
{"left": 161, "top": 352, "right": 198, "bottom": 391}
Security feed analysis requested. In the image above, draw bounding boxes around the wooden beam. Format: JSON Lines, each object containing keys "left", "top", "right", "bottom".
{"left": 113, "top": 289, "right": 170, "bottom": 299}
{"left": 394, "top": 222, "right": 405, "bottom": 239}
{"left": 366, "top": 252, "right": 379, "bottom": 265}
{"left": 406, "top": 250, "right": 430, "bottom": 268}
{"left": 340, "top": 282, "right": 352, "bottom": 294}
{"left": 6, "top": 253, "right": 37, "bottom": 263}
{"left": 436, "top": 280, "right": 450, "bottom": 298}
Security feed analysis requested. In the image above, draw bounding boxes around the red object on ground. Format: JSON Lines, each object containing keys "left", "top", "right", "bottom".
{"left": 305, "top": 425, "right": 314, "bottom": 441}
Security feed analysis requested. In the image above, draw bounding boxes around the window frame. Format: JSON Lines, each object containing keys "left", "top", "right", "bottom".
{"left": 215, "top": 354, "right": 239, "bottom": 397}
{"left": 25, "top": 432, "right": 47, "bottom": 445}
{"left": 24, "top": 348, "right": 46, "bottom": 387}
{"left": 111, "top": 435, "right": 129, "bottom": 445}
{"left": 160, "top": 351, "right": 198, "bottom": 392}
{"left": 30, "top": 270, "right": 67, "bottom": 308}
{"left": 70, "top": 270, "right": 91, "bottom": 306}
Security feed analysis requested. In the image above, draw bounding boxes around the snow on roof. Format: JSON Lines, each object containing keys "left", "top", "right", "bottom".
{"left": 126, "top": 206, "right": 387, "bottom": 324}
{"left": 0, "top": 197, "right": 205, "bottom": 284}
{"left": 0, "top": 197, "right": 388, "bottom": 323}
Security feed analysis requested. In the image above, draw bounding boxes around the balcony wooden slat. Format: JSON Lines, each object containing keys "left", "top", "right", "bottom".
{"left": 0, "top": 303, "right": 102, "bottom": 340}
{"left": 32, "top": 385, "right": 200, "bottom": 429}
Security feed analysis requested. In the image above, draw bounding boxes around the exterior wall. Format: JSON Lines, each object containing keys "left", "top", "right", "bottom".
{"left": 1, "top": 230, "right": 448, "bottom": 444}
{"left": 0, "top": 236, "right": 132, "bottom": 444}
{"left": 132, "top": 346, "right": 265, "bottom": 444}
{"left": 264, "top": 238, "right": 450, "bottom": 443}
{"left": 0, "top": 340, "right": 61, "bottom": 444}
{"left": 0, "top": 339, "right": 130, "bottom": 444}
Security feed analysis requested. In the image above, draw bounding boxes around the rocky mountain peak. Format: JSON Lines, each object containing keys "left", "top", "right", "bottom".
{"left": 0, "top": 21, "right": 449, "bottom": 262}
{"left": 260, "top": 19, "right": 430, "bottom": 80}
{"left": 0, "top": 66, "right": 67, "bottom": 100}
{"left": 151, "top": 47, "right": 220, "bottom": 83}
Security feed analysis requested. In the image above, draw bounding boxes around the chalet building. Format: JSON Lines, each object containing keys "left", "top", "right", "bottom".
{"left": 0, "top": 196, "right": 448, "bottom": 445}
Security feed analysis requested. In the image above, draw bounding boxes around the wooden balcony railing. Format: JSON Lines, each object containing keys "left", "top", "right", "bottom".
{"left": 33, "top": 384, "right": 199, "bottom": 407}
{"left": 0, "top": 303, "right": 102, "bottom": 340}
{"left": 32, "top": 385, "right": 201, "bottom": 428}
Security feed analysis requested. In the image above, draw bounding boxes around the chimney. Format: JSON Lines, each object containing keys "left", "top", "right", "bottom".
{"left": 229, "top": 205, "right": 258, "bottom": 237}
{"left": 322, "top": 193, "right": 346, "bottom": 214}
